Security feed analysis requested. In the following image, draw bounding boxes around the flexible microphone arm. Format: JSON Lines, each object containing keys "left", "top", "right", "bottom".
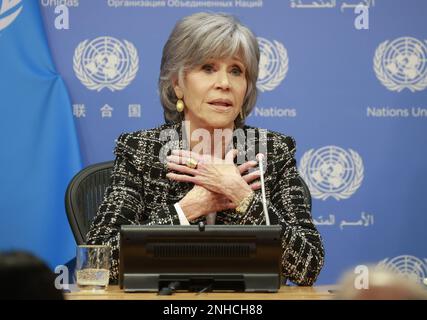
{"left": 256, "top": 153, "right": 270, "bottom": 226}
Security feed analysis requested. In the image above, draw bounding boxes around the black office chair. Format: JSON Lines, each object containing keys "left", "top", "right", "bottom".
{"left": 65, "top": 160, "right": 114, "bottom": 245}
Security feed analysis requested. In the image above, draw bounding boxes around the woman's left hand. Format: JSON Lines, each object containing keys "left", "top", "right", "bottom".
{"left": 166, "top": 149, "right": 254, "bottom": 205}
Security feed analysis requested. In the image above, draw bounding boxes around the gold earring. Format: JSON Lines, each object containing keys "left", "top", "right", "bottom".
{"left": 240, "top": 109, "right": 244, "bottom": 119}
{"left": 176, "top": 99, "right": 184, "bottom": 112}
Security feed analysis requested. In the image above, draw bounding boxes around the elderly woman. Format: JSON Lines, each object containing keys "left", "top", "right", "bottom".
{"left": 86, "top": 12, "right": 324, "bottom": 286}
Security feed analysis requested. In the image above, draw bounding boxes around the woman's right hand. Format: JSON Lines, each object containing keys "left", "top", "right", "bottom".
{"left": 178, "top": 185, "right": 236, "bottom": 221}
{"left": 178, "top": 159, "right": 262, "bottom": 221}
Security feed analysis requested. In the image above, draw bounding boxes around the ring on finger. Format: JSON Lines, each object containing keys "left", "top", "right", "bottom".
{"left": 186, "top": 157, "right": 198, "bottom": 169}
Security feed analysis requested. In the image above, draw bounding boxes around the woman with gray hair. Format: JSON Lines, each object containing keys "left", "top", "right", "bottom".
{"left": 86, "top": 12, "right": 324, "bottom": 286}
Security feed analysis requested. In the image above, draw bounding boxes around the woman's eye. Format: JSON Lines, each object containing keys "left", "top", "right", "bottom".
{"left": 231, "top": 67, "right": 243, "bottom": 76}
{"left": 202, "top": 64, "right": 214, "bottom": 72}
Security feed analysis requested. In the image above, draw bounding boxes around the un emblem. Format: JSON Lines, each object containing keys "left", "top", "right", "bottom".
{"left": 73, "top": 36, "right": 139, "bottom": 92}
{"left": 256, "top": 37, "right": 289, "bottom": 92}
{"left": 377, "top": 255, "right": 427, "bottom": 284}
{"left": 374, "top": 37, "right": 427, "bottom": 92}
{"left": 299, "top": 146, "right": 364, "bottom": 201}
{"left": 0, "top": 0, "right": 23, "bottom": 31}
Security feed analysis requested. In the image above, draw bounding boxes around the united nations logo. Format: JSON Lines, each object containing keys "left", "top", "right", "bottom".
{"left": 299, "top": 146, "right": 364, "bottom": 201}
{"left": 374, "top": 37, "right": 427, "bottom": 92}
{"left": 377, "top": 255, "right": 427, "bottom": 284}
{"left": 0, "top": 0, "right": 23, "bottom": 31}
{"left": 256, "top": 37, "right": 289, "bottom": 92}
{"left": 73, "top": 36, "right": 139, "bottom": 92}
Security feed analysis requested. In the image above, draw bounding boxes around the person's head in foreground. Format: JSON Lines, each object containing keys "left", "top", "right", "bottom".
{"left": 0, "top": 251, "right": 64, "bottom": 300}
{"left": 85, "top": 12, "right": 325, "bottom": 287}
{"left": 336, "top": 265, "right": 427, "bottom": 300}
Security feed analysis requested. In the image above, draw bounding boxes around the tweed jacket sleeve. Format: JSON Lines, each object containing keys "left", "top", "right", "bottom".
{"left": 235, "top": 132, "right": 324, "bottom": 286}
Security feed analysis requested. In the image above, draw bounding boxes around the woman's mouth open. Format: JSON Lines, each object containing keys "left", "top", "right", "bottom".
{"left": 207, "top": 99, "right": 233, "bottom": 112}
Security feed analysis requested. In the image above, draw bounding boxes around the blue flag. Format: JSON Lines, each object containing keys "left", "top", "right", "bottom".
{"left": 0, "top": 0, "right": 81, "bottom": 268}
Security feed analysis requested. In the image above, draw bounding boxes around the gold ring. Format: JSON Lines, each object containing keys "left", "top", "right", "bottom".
{"left": 186, "top": 157, "right": 198, "bottom": 169}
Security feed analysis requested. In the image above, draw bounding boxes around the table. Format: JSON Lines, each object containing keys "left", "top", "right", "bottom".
{"left": 65, "top": 285, "right": 336, "bottom": 300}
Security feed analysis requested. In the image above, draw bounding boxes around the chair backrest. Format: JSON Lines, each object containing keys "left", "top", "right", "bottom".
{"left": 65, "top": 161, "right": 114, "bottom": 245}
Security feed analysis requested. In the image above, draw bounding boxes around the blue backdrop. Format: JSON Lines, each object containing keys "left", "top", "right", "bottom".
{"left": 2, "top": 0, "right": 426, "bottom": 285}
{"left": 0, "top": 0, "right": 81, "bottom": 268}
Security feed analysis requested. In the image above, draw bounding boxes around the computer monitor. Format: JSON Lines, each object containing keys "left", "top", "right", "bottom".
{"left": 119, "top": 224, "right": 282, "bottom": 293}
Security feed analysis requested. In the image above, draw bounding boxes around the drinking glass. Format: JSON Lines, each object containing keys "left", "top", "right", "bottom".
{"left": 75, "top": 245, "right": 110, "bottom": 292}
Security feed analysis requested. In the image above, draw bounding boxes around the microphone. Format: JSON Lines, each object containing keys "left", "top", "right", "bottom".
{"left": 256, "top": 153, "right": 270, "bottom": 226}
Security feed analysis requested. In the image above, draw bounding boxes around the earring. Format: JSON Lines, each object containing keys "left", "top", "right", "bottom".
{"left": 240, "top": 109, "right": 244, "bottom": 119}
{"left": 176, "top": 99, "right": 184, "bottom": 112}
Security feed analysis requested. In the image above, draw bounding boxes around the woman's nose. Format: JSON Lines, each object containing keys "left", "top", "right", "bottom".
{"left": 214, "top": 70, "right": 230, "bottom": 90}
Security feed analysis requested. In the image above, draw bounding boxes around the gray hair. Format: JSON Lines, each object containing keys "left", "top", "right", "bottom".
{"left": 159, "top": 12, "right": 260, "bottom": 127}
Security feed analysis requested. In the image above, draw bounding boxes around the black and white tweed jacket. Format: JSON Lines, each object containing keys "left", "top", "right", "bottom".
{"left": 86, "top": 122, "right": 324, "bottom": 285}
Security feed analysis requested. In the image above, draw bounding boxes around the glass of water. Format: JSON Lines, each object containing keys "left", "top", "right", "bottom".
{"left": 75, "top": 245, "right": 110, "bottom": 292}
